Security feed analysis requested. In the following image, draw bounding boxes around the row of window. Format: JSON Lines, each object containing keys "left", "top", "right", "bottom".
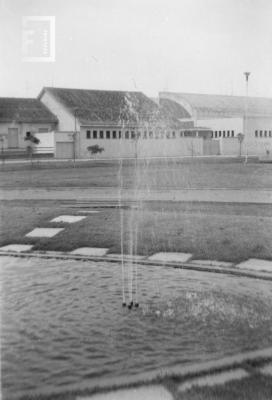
{"left": 255, "top": 130, "right": 272, "bottom": 138}
{"left": 212, "top": 130, "right": 235, "bottom": 138}
{"left": 86, "top": 129, "right": 200, "bottom": 140}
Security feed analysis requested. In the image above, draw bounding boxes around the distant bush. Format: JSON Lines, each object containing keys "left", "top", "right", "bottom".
{"left": 87, "top": 145, "right": 104, "bottom": 155}
{"left": 24, "top": 133, "right": 40, "bottom": 145}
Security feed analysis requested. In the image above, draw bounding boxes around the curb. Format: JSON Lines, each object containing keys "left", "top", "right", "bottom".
{"left": 1, "top": 250, "right": 272, "bottom": 281}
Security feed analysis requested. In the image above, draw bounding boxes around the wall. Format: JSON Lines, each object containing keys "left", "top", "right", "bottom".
{"left": 40, "top": 90, "right": 76, "bottom": 132}
{"left": 197, "top": 117, "right": 243, "bottom": 136}
{"left": 79, "top": 133, "right": 203, "bottom": 160}
{"left": 34, "top": 131, "right": 55, "bottom": 153}
{"left": 0, "top": 122, "right": 55, "bottom": 149}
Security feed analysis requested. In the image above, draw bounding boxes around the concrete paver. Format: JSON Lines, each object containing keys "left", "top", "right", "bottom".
{"left": 77, "top": 385, "right": 173, "bottom": 400}
{"left": 26, "top": 228, "right": 64, "bottom": 238}
{"left": 50, "top": 215, "right": 86, "bottom": 223}
{"left": 236, "top": 258, "right": 272, "bottom": 273}
{"left": 0, "top": 244, "right": 33, "bottom": 252}
{"left": 260, "top": 363, "right": 272, "bottom": 376}
{"left": 148, "top": 252, "right": 192, "bottom": 263}
{"left": 70, "top": 247, "right": 109, "bottom": 256}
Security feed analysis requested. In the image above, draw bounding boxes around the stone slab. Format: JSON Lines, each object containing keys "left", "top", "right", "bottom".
{"left": 70, "top": 247, "right": 109, "bottom": 256}
{"left": 77, "top": 385, "right": 173, "bottom": 400}
{"left": 190, "top": 259, "right": 233, "bottom": 268}
{"left": 260, "top": 363, "right": 272, "bottom": 376}
{"left": 50, "top": 215, "right": 86, "bottom": 223}
{"left": 0, "top": 244, "right": 33, "bottom": 252}
{"left": 178, "top": 368, "right": 248, "bottom": 392}
{"left": 26, "top": 228, "right": 64, "bottom": 238}
{"left": 106, "top": 253, "right": 146, "bottom": 260}
{"left": 236, "top": 258, "right": 272, "bottom": 273}
{"left": 148, "top": 252, "right": 192, "bottom": 263}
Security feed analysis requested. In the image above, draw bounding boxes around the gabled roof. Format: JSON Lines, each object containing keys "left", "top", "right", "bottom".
{"left": 39, "top": 87, "right": 182, "bottom": 127}
{"left": 160, "top": 92, "right": 272, "bottom": 118}
{"left": 0, "top": 98, "right": 58, "bottom": 123}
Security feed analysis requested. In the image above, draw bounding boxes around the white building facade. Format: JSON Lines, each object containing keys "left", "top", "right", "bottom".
{"left": 160, "top": 92, "right": 272, "bottom": 157}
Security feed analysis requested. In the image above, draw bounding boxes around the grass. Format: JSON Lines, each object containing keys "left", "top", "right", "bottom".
{"left": 1, "top": 200, "right": 272, "bottom": 262}
{"left": 1, "top": 159, "right": 271, "bottom": 261}
{"left": 1, "top": 158, "right": 272, "bottom": 189}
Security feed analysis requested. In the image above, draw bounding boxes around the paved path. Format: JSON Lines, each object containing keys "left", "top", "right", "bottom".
{"left": 1, "top": 187, "right": 272, "bottom": 203}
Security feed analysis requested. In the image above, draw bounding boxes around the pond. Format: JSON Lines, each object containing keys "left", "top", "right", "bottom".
{"left": 1, "top": 256, "right": 272, "bottom": 399}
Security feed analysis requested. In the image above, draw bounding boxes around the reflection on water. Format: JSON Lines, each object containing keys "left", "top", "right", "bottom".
{"left": 1, "top": 256, "right": 272, "bottom": 399}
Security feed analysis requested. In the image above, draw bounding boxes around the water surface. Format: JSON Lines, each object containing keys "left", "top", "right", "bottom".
{"left": 1, "top": 256, "right": 272, "bottom": 399}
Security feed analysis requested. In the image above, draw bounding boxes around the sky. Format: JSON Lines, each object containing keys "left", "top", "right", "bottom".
{"left": 0, "top": 0, "right": 272, "bottom": 98}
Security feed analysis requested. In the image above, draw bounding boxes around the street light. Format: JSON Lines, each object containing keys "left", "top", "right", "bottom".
{"left": 243, "top": 72, "right": 250, "bottom": 162}
{"left": 73, "top": 108, "right": 79, "bottom": 168}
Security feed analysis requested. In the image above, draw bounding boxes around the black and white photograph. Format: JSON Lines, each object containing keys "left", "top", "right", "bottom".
{"left": 0, "top": 0, "right": 272, "bottom": 399}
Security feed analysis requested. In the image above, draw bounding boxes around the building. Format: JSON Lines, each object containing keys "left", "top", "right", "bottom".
{"left": 0, "top": 98, "right": 58, "bottom": 155}
{"left": 39, "top": 87, "right": 211, "bottom": 159}
{"left": 160, "top": 92, "right": 272, "bottom": 156}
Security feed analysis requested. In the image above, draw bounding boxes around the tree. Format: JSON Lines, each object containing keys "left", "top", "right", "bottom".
{"left": 24, "top": 133, "right": 40, "bottom": 166}
{"left": 237, "top": 133, "right": 245, "bottom": 157}
{"left": 87, "top": 145, "right": 104, "bottom": 159}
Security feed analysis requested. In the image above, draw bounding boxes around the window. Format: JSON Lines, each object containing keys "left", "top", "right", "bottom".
{"left": 149, "top": 131, "right": 153, "bottom": 139}
{"left": 260, "top": 130, "right": 263, "bottom": 137}
{"left": 106, "top": 130, "right": 110, "bottom": 139}
{"left": 99, "top": 130, "right": 104, "bottom": 139}
{"left": 86, "top": 130, "right": 91, "bottom": 139}
{"left": 131, "top": 131, "right": 136, "bottom": 139}
{"left": 255, "top": 130, "right": 258, "bottom": 137}
{"left": 219, "top": 131, "right": 221, "bottom": 137}
{"left": 172, "top": 131, "right": 176, "bottom": 139}
{"left": 143, "top": 131, "right": 147, "bottom": 139}
{"left": 125, "top": 131, "right": 130, "bottom": 139}
{"left": 26, "top": 131, "right": 31, "bottom": 138}
{"left": 223, "top": 131, "right": 226, "bottom": 138}
{"left": 119, "top": 131, "right": 122, "bottom": 138}
{"left": 211, "top": 132, "right": 213, "bottom": 138}
{"left": 112, "top": 131, "right": 117, "bottom": 139}
{"left": 269, "top": 131, "right": 272, "bottom": 137}
{"left": 93, "top": 130, "right": 97, "bottom": 139}
{"left": 214, "top": 132, "right": 217, "bottom": 138}
{"left": 137, "top": 132, "right": 141, "bottom": 139}
{"left": 231, "top": 130, "right": 234, "bottom": 137}
{"left": 264, "top": 131, "right": 267, "bottom": 137}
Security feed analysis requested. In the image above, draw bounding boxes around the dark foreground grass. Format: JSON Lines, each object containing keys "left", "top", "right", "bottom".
{"left": 1, "top": 200, "right": 272, "bottom": 262}
{"left": 1, "top": 159, "right": 272, "bottom": 190}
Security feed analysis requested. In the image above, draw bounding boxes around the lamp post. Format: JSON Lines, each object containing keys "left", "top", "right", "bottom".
{"left": 73, "top": 108, "right": 78, "bottom": 168}
{"left": 244, "top": 72, "right": 250, "bottom": 162}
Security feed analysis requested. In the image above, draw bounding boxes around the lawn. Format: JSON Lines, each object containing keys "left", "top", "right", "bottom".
{"left": 1, "top": 159, "right": 271, "bottom": 262}
{"left": 1, "top": 200, "right": 272, "bottom": 262}
{"left": 0, "top": 158, "right": 272, "bottom": 189}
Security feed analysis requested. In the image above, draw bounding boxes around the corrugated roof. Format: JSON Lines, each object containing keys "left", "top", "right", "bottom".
{"left": 160, "top": 92, "right": 272, "bottom": 118}
{"left": 0, "top": 98, "right": 58, "bottom": 123}
{"left": 40, "top": 87, "right": 182, "bottom": 127}
{"left": 159, "top": 98, "right": 191, "bottom": 119}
